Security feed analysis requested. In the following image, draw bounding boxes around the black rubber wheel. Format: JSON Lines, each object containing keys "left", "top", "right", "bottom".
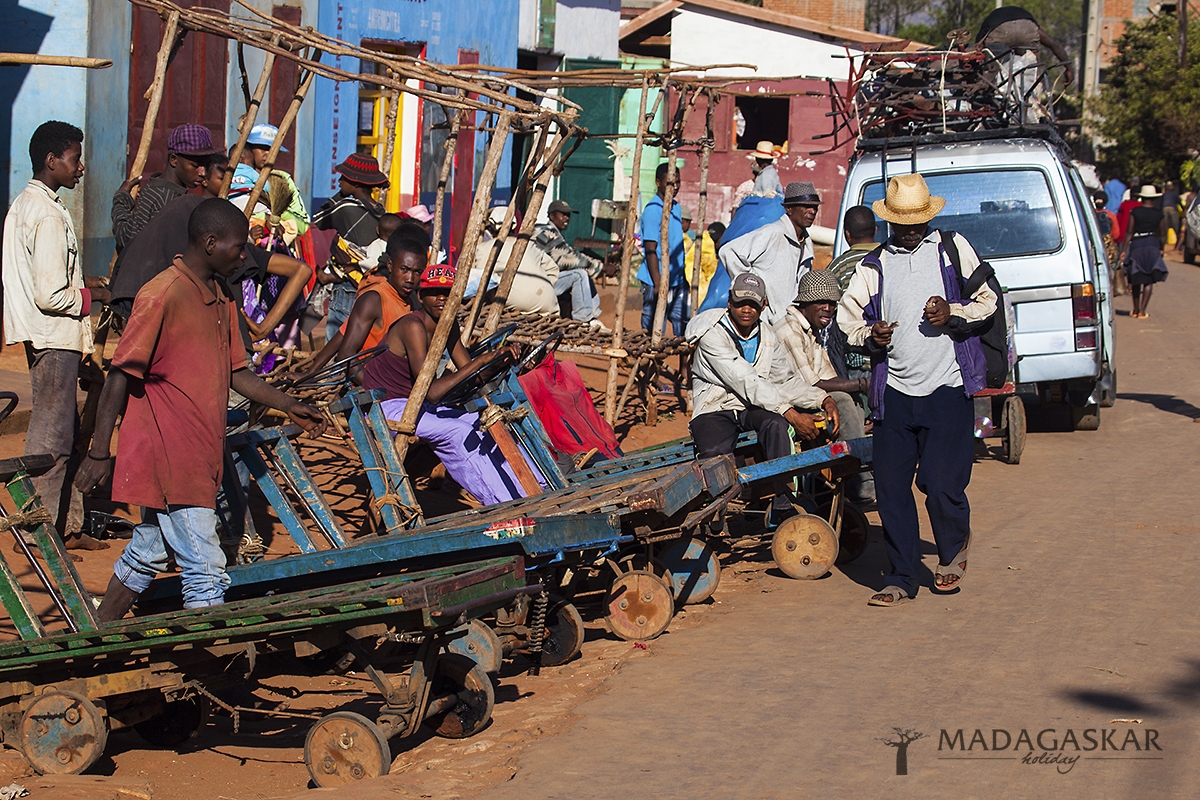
{"left": 834, "top": 502, "right": 871, "bottom": 564}
{"left": 423, "top": 654, "right": 494, "bottom": 739}
{"left": 1002, "top": 396, "right": 1026, "bottom": 464}
{"left": 135, "top": 695, "right": 209, "bottom": 748}
{"left": 539, "top": 597, "right": 585, "bottom": 667}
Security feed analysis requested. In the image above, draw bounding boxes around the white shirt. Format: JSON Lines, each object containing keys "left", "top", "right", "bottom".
{"left": 2, "top": 180, "right": 92, "bottom": 353}
{"left": 719, "top": 215, "right": 813, "bottom": 327}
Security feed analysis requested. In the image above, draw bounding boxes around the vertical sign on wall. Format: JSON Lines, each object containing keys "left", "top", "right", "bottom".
{"left": 538, "top": 0, "right": 556, "bottom": 50}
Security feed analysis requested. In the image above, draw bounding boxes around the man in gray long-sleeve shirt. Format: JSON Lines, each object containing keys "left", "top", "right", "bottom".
{"left": 111, "top": 124, "right": 221, "bottom": 251}
{"left": 838, "top": 174, "right": 997, "bottom": 607}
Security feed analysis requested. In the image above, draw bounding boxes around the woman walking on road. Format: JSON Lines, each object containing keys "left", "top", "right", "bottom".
{"left": 1120, "top": 185, "right": 1169, "bottom": 319}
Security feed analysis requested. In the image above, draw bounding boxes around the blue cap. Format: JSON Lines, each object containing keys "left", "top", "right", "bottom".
{"left": 246, "top": 123, "right": 287, "bottom": 152}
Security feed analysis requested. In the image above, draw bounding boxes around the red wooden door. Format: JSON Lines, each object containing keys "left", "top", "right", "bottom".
{"left": 268, "top": 4, "right": 301, "bottom": 174}
{"left": 449, "top": 49, "right": 479, "bottom": 265}
{"left": 127, "top": 0, "right": 230, "bottom": 178}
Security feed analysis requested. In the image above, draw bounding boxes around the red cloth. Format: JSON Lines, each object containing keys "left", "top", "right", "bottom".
{"left": 1115, "top": 199, "right": 1139, "bottom": 243}
{"left": 110, "top": 259, "right": 247, "bottom": 510}
{"left": 518, "top": 355, "right": 622, "bottom": 459}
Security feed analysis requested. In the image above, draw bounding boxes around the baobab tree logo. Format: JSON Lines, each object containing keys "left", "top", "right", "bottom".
{"left": 879, "top": 727, "right": 927, "bottom": 775}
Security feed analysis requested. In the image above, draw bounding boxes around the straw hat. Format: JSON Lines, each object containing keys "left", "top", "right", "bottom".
{"left": 1137, "top": 184, "right": 1162, "bottom": 199}
{"left": 872, "top": 174, "right": 945, "bottom": 225}
{"left": 753, "top": 141, "right": 777, "bottom": 161}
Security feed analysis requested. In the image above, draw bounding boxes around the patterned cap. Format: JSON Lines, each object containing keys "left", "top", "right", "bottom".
{"left": 420, "top": 263, "right": 456, "bottom": 289}
{"left": 783, "top": 181, "right": 821, "bottom": 206}
{"left": 730, "top": 273, "right": 768, "bottom": 307}
{"left": 335, "top": 153, "right": 389, "bottom": 187}
{"left": 795, "top": 269, "right": 842, "bottom": 305}
{"left": 167, "top": 124, "right": 222, "bottom": 157}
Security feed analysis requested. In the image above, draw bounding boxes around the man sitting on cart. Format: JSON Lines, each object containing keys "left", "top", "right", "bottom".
{"left": 778, "top": 270, "right": 875, "bottom": 506}
{"left": 362, "top": 262, "right": 532, "bottom": 507}
{"left": 686, "top": 273, "right": 840, "bottom": 530}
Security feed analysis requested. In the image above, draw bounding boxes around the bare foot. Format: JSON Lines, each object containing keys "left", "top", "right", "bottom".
{"left": 65, "top": 533, "right": 110, "bottom": 551}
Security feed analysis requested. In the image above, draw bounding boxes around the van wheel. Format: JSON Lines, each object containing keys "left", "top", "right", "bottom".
{"left": 1099, "top": 365, "right": 1117, "bottom": 408}
{"left": 1071, "top": 403, "right": 1100, "bottom": 431}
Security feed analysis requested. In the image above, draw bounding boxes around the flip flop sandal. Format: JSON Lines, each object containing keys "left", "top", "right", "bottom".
{"left": 867, "top": 586, "right": 914, "bottom": 607}
{"left": 934, "top": 533, "right": 971, "bottom": 593}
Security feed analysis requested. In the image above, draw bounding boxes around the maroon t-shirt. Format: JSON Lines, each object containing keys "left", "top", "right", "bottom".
{"left": 110, "top": 258, "right": 247, "bottom": 510}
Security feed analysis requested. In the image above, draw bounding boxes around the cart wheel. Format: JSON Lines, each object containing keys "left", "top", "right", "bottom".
{"left": 424, "top": 653, "right": 495, "bottom": 739}
{"left": 304, "top": 711, "right": 391, "bottom": 788}
{"left": 772, "top": 514, "right": 839, "bottom": 579}
{"left": 540, "top": 597, "right": 585, "bottom": 667}
{"left": 835, "top": 502, "right": 871, "bottom": 564}
{"left": 446, "top": 619, "right": 504, "bottom": 675}
{"left": 1002, "top": 396, "right": 1027, "bottom": 464}
{"left": 20, "top": 690, "right": 108, "bottom": 775}
{"left": 658, "top": 537, "right": 722, "bottom": 605}
{"left": 605, "top": 569, "right": 674, "bottom": 642}
{"left": 135, "top": 695, "right": 209, "bottom": 748}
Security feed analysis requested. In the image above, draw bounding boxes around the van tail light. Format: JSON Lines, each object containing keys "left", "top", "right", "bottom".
{"left": 1072, "top": 283, "right": 1097, "bottom": 326}
{"left": 1075, "top": 330, "right": 1097, "bottom": 349}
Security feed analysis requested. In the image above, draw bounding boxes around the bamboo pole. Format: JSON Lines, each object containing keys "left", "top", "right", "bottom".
{"left": 475, "top": 127, "right": 568, "bottom": 338}
{"left": 0, "top": 54, "right": 112, "bottom": 68}
{"left": 392, "top": 112, "right": 513, "bottom": 452}
{"left": 689, "top": 91, "right": 715, "bottom": 312}
{"left": 242, "top": 51, "right": 319, "bottom": 219}
{"left": 430, "top": 107, "right": 464, "bottom": 264}
{"left": 221, "top": 34, "right": 279, "bottom": 198}
{"left": 379, "top": 78, "right": 401, "bottom": 207}
{"left": 603, "top": 75, "right": 650, "bottom": 424}
{"left": 461, "top": 123, "right": 548, "bottom": 344}
{"left": 480, "top": 127, "right": 570, "bottom": 338}
{"left": 128, "top": 10, "right": 181, "bottom": 181}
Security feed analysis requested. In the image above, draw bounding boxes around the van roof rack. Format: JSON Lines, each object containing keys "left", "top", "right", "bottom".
{"left": 855, "top": 124, "right": 1068, "bottom": 153}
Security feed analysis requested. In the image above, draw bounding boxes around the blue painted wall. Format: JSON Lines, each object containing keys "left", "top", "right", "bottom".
{"left": 310, "top": 0, "right": 519, "bottom": 209}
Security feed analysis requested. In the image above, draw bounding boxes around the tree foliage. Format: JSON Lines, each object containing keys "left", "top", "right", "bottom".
{"left": 1094, "top": 14, "right": 1200, "bottom": 185}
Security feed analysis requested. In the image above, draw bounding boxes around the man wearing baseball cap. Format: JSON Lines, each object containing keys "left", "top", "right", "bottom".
{"left": 532, "top": 199, "right": 606, "bottom": 327}
{"left": 112, "top": 123, "right": 223, "bottom": 250}
{"left": 311, "top": 153, "right": 388, "bottom": 339}
{"left": 720, "top": 180, "right": 822, "bottom": 327}
{"left": 228, "top": 123, "right": 309, "bottom": 239}
{"left": 361, "top": 262, "right": 531, "bottom": 506}
{"left": 778, "top": 270, "right": 875, "bottom": 504}
{"left": 686, "top": 272, "right": 839, "bottom": 530}
{"left": 839, "top": 173, "right": 997, "bottom": 607}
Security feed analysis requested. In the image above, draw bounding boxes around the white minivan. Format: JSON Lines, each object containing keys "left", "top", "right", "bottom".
{"left": 836, "top": 129, "right": 1116, "bottom": 430}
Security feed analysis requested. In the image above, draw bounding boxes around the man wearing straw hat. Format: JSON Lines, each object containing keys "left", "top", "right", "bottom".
{"left": 839, "top": 173, "right": 997, "bottom": 607}
{"left": 750, "top": 141, "right": 783, "bottom": 198}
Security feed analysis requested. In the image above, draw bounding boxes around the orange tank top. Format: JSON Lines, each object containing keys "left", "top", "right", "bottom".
{"left": 338, "top": 275, "right": 411, "bottom": 350}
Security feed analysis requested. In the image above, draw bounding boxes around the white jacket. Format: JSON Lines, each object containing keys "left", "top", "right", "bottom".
{"left": 687, "top": 307, "right": 828, "bottom": 420}
{"left": 719, "top": 215, "right": 813, "bottom": 327}
{"left": 2, "top": 181, "right": 92, "bottom": 353}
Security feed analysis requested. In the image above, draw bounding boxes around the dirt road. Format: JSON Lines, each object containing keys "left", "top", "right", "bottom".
{"left": 14, "top": 251, "right": 1200, "bottom": 799}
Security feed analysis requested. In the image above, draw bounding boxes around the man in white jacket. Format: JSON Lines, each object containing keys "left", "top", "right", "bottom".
{"left": 688, "top": 273, "right": 839, "bottom": 529}
{"left": 719, "top": 181, "right": 821, "bottom": 326}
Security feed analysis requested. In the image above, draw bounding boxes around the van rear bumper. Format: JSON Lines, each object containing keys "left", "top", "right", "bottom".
{"left": 1016, "top": 351, "right": 1100, "bottom": 384}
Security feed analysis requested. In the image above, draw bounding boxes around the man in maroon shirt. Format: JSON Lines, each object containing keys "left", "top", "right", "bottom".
{"left": 76, "top": 199, "right": 325, "bottom": 620}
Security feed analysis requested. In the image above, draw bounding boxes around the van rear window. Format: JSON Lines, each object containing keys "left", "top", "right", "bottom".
{"left": 862, "top": 170, "right": 1062, "bottom": 258}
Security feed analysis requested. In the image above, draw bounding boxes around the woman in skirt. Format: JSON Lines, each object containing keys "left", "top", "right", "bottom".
{"left": 1120, "top": 185, "right": 1169, "bottom": 319}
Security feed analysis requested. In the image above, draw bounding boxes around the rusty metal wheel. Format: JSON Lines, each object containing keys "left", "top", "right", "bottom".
{"left": 772, "top": 514, "right": 839, "bottom": 579}
{"left": 605, "top": 569, "right": 674, "bottom": 642}
{"left": 446, "top": 618, "right": 504, "bottom": 675}
{"left": 540, "top": 597, "right": 585, "bottom": 667}
{"left": 658, "top": 537, "right": 721, "bottom": 605}
{"left": 20, "top": 690, "right": 108, "bottom": 775}
{"left": 424, "top": 654, "right": 494, "bottom": 739}
{"left": 304, "top": 711, "right": 390, "bottom": 787}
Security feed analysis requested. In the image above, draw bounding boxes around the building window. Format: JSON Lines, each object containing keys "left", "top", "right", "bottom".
{"left": 734, "top": 96, "right": 790, "bottom": 151}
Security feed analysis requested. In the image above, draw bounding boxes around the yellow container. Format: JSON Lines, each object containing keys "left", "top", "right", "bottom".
{"left": 1168, "top": 228, "right": 1178, "bottom": 246}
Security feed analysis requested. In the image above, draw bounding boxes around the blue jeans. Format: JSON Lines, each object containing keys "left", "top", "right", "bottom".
{"left": 325, "top": 282, "right": 357, "bottom": 342}
{"left": 873, "top": 384, "right": 973, "bottom": 596}
{"left": 641, "top": 283, "right": 688, "bottom": 336}
{"left": 555, "top": 270, "right": 601, "bottom": 322}
{"left": 114, "top": 506, "right": 229, "bottom": 609}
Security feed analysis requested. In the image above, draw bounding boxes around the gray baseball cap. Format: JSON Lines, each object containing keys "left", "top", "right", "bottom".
{"left": 730, "top": 273, "right": 768, "bottom": 307}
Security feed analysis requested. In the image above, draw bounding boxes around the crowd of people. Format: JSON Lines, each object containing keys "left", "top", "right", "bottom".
{"left": 3, "top": 102, "right": 1020, "bottom": 617}
{"left": 1093, "top": 175, "right": 1180, "bottom": 319}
